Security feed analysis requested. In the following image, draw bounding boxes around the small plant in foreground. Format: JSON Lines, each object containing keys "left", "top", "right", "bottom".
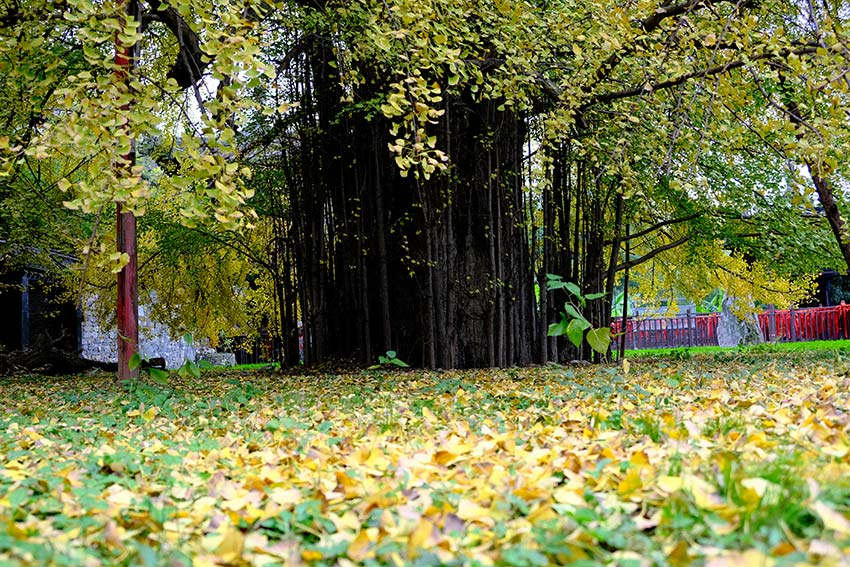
{"left": 545, "top": 274, "right": 612, "bottom": 355}
{"left": 369, "top": 350, "right": 410, "bottom": 369}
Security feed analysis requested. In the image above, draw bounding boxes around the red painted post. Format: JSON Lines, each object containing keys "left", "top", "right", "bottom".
{"left": 788, "top": 307, "right": 797, "bottom": 343}
{"left": 115, "top": 0, "right": 139, "bottom": 381}
{"left": 117, "top": 206, "right": 138, "bottom": 381}
{"left": 767, "top": 305, "right": 776, "bottom": 342}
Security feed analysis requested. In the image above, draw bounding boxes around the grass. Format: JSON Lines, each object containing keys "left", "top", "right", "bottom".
{"left": 625, "top": 338, "right": 850, "bottom": 359}
{"left": 1, "top": 357, "right": 849, "bottom": 565}
{"left": 231, "top": 362, "right": 280, "bottom": 371}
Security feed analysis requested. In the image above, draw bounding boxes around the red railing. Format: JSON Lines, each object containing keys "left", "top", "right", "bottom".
{"left": 612, "top": 313, "right": 719, "bottom": 349}
{"left": 612, "top": 303, "right": 850, "bottom": 349}
{"left": 757, "top": 304, "right": 850, "bottom": 342}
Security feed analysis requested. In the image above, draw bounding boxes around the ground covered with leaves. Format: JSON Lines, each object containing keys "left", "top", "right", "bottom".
{"left": 2, "top": 354, "right": 850, "bottom": 566}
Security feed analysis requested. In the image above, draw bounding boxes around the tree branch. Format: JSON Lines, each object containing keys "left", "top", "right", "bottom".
{"left": 603, "top": 213, "right": 700, "bottom": 245}
{"left": 615, "top": 236, "right": 690, "bottom": 272}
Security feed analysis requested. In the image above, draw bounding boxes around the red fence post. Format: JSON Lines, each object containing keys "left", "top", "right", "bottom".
{"left": 788, "top": 307, "right": 797, "bottom": 342}
{"left": 767, "top": 305, "right": 776, "bottom": 341}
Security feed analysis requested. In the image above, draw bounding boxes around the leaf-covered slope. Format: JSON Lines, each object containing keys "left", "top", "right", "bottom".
{"left": 1, "top": 359, "right": 849, "bottom": 565}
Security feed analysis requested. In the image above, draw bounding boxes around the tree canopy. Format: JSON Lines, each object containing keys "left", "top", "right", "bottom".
{"left": 2, "top": 0, "right": 850, "bottom": 367}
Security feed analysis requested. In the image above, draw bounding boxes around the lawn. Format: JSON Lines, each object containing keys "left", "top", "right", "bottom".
{"left": 1, "top": 355, "right": 849, "bottom": 566}
{"left": 625, "top": 339, "right": 850, "bottom": 360}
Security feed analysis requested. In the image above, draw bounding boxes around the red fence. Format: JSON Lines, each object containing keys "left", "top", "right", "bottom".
{"left": 756, "top": 304, "right": 850, "bottom": 343}
{"left": 612, "top": 304, "right": 850, "bottom": 349}
{"left": 612, "top": 313, "right": 719, "bottom": 349}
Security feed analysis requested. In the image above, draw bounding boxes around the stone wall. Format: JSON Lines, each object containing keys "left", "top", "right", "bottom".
{"left": 81, "top": 301, "right": 202, "bottom": 369}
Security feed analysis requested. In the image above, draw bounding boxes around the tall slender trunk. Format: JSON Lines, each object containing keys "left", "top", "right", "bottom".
{"left": 810, "top": 170, "right": 850, "bottom": 272}
{"left": 116, "top": 0, "right": 139, "bottom": 381}
{"left": 619, "top": 223, "right": 630, "bottom": 360}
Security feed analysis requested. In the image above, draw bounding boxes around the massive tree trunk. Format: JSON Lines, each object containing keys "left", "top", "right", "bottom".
{"left": 288, "top": 53, "right": 537, "bottom": 367}
{"left": 263, "top": 37, "right": 633, "bottom": 368}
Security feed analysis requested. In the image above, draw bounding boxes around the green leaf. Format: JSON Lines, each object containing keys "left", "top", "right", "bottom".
{"left": 564, "top": 282, "right": 581, "bottom": 297}
{"left": 386, "top": 350, "right": 397, "bottom": 359}
{"left": 128, "top": 353, "right": 142, "bottom": 371}
{"left": 585, "top": 292, "right": 606, "bottom": 300}
{"left": 587, "top": 327, "right": 612, "bottom": 354}
{"left": 501, "top": 546, "right": 548, "bottom": 567}
{"left": 149, "top": 368, "right": 169, "bottom": 384}
{"left": 563, "top": 304, "right": 584, "bottom": 321}
{"left": 183, "top": 333, "right": 193, "bottom": 346}
{"left": 566, "top": 318, "right": 587, "bottom": 348}
{"left": 548, "top": 322, "right": 566, "bottom": 336}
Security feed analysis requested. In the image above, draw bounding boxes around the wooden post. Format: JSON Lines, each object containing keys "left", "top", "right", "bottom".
{"left": 767, "top": 305, "right": 776, "bottom": 341}
{"left": 117, "top": 205, "right": 138, "bottom": 381}
{"left": 115, "top": 0, "right": 139, "bottom": 381}
{"left": 686, "top": 309, "right": 693, "bottom": 347}
{"left": 789, "top": 307, "right": 797, "bottom": 342}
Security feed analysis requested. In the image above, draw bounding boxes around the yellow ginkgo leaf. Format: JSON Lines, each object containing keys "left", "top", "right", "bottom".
{"left": 142, "top": 406, "right": 159, "bottom": 422}
{"left": 215, "top": 527, "right": 244, "bottom": 564}
{"left": 348, "top": 529, "right": 375, "bottom": 561}
{"left": 268, "top": 488, "right": 302, "bottom": 508}
{"left": 456, "top": 499, "right": 494, "bottom": 526}
{"left": 812, "top": 500, "right": 850, "bottom": 535}
{"left": 656, "top": 475, "right": 683, "bottom": 493}
{"left": 618, "top": 467, "right": 642, "bottom": 495}
{"left": 407, "top": 519, "right": 433, "bottom": 556}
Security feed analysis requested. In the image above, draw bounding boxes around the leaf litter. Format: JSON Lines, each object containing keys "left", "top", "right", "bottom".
{"left": 0, "top": 355, "right": 849, "bottom": 566}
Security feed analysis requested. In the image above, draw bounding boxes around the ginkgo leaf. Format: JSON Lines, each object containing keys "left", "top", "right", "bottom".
{"left": 215, "top": 527, "right": 244, "bottom": 563}
{"left": 812, "top": 500, "right": 850, "bottom": 534}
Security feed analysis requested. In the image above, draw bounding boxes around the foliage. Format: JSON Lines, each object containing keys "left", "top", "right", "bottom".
{"left": 3, "top": 0, "right": 850, "bottom": 368}
{"left": 611, "top": 287, "right": 635, "bottom": 319}
{"left": 371, "top": 350, "right": 410, "bottom": 369}
{"left": 0, "top": 0, "right": 274, "bottom": 276}
{"left": 546, "top": 274, "right": 611, "bottom": 355}
{"left": 627, "top": 241, "right": 814, "bottom": 317}
{"left": 2, "top": 357, "right": 850, "bottom": 564}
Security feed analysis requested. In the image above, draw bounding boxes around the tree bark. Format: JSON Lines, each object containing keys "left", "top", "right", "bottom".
{"left": 115, "top": 0, "right": 139, "bottom": 382}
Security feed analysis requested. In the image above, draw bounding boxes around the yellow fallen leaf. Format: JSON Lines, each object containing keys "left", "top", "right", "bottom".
{"left": 684, "top": 475, "right": 725, "bottom": 511}
{"left": 812, "top": 500, "right": 850, "bottom": 535}
{"left": 142, "top": 406, "right": 159, "bottom": 422}
{"left": 629, "top": 451, "right": 649, "bottom": 466}
{"left": 822, "top": 443, "right": 849, "bottom": 458}
{"left": 421, "top": 407, "right": 437, "bottom": 424}
{"left": 407, "top": 519, "right": 433, "bottom": 556}
{"left": 268, "top": 487, "right": 302, "bottom": 508}
{"left": 656, "top": 475, "right": 683, "bottom": 493}
{"left": 215, "top": 527, "right": 244, "bottom": 563}
{"left": 706, "top": 549, "right": 775, "bottom": 567}
{"left": 348, "top": 529, "right": 375, "bottom": 561}
{"left": 456, "top": 499, "right": 494, "bottom": 526}
{"left": 552, "top": 487, "right": 586, "bottom": 507}
{"left": 740, "top": 477, "right": 769, "bottom": 507}
{"left": 104, "top": 484, "right": 135, "bottom": 510}
{"left": 433, "top": 450, "right": 457, "bottom": 466}
{"left": 618, "top": 467, "right": 642, "bottom": 495}
{"left": 301, "top": 549, "right": 323, "bottom": 561}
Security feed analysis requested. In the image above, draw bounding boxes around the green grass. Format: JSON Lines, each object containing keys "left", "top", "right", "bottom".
{"left": 230, "top": 361, "right": 280, "bottom": 371}
{"left": 625, "top": 339, "right": 850, "bottom": 359}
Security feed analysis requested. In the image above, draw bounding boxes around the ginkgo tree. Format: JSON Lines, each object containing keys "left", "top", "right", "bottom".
{"left": 0, "top": 0, "right": 274, "bottom": 378}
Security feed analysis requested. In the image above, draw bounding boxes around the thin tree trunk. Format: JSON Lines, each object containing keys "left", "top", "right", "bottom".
{"left": 619, "top": 223, "right": 630, "bottom": 360}
{"left": 116, "top": 0, "right": 139, "bottom": 382}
